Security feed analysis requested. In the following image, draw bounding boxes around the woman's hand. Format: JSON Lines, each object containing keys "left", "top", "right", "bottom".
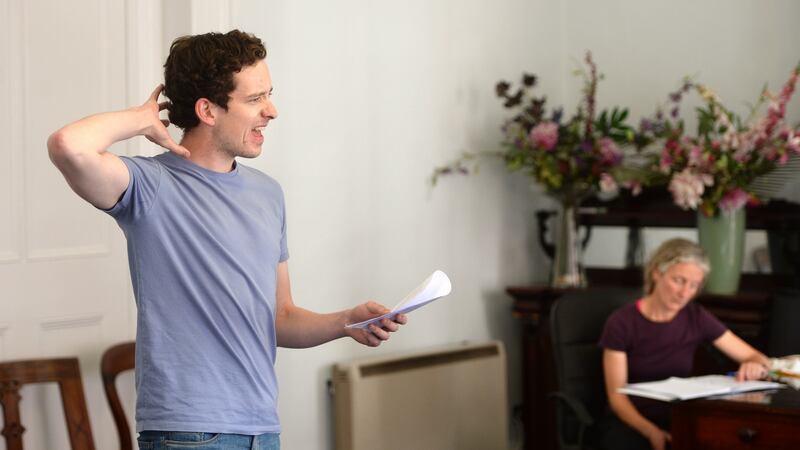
{"left": 645, "top": 427, "right": 671, "bottom": 450}
{"left": 736, "top": 361, "right": 768, "bottom": 381}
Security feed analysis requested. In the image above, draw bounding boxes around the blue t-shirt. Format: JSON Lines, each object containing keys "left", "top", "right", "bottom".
{"left": 106, "top": 152, "right": 288, "bottom": 434}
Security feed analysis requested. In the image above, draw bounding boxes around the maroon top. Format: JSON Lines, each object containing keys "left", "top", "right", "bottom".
{"left": 599, "top": 300, "right": 727, "bottom": 421}
{"left": 599, "top": 300, "right": 727, "bottom": 383}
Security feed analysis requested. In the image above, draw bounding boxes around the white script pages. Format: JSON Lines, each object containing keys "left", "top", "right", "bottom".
{"left": 346, "top": 270, "right": 452, "bottom": 329}
{"left": 618, "top": 375, "right": 784, "bottom": 402}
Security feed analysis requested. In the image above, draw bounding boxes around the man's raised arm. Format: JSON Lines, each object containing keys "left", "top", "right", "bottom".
{"left": 47, "top": 85, "right": 189, "bottom": 209}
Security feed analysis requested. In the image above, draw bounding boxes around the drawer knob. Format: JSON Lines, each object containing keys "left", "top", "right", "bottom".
{"left": 737, "top": 427, "right": 758, "bottom": 443}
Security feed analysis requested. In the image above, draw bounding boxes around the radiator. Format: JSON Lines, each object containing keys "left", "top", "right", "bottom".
{"left": 331, "top": 340, "right": 508, "bottom": 450}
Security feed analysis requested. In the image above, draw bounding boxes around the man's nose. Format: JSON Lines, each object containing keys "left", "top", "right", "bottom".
{"left": 262, "top": 101, "right": 278, "bottom": 120}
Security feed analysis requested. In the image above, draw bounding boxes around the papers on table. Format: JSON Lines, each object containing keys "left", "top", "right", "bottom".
{"left": 618, "top": 375, "right": 784, "bottom": 402}
{"left": 345, "top": 270, "right": 452, "bottom": 329}
{"left": 771, "top": 355, "right": 800, "bottom": 389}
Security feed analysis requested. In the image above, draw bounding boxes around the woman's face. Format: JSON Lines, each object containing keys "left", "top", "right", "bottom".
{"left": 651, "top": 262, "right": 705, "bottom": 312}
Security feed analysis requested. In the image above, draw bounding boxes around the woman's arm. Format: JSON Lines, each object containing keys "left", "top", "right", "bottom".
{"left": 713, "top": 330, "right": 770, "bottom": 381}
{"left": 603, "top": 349, "right": 671, "bottom": 450}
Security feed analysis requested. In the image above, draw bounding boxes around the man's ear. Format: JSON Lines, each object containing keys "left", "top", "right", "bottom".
{"left": 195, "top": 98, "right": 217, "bottom": 126}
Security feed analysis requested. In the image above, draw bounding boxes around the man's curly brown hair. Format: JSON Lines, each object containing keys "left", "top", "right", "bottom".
{"left": 163, "top": 30, "right": 267, "bottom": 131}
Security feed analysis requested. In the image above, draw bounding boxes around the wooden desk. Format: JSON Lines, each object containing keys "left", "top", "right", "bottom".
{"left": 672, "top": 388, "right": 800, "bottom": 450}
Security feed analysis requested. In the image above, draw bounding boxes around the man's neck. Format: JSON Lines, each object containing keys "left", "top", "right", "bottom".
{"left": 179, "top": 130, "right": 236, "bottom": 173}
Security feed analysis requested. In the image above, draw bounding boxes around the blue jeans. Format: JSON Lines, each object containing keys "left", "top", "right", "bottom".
{"left": 137, "top": 431, "right": 280, "bottom": 450}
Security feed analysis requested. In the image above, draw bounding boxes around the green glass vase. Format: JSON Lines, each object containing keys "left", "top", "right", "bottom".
{"left": 697, "top": 208, "right": 746, "bottom": 295}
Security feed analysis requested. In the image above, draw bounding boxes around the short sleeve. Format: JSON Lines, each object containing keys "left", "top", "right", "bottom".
{"left": 599, "top": 306, "right": 633, "bottom": 352}
{"left": 695, "top": 304, "right": 728, "bottom": 341}
{"left": 104, "top": 156, "right": 163, "bottom": 224}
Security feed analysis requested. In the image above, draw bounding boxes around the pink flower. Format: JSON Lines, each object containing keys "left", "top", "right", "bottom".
{"left": 659, "top": 151, "right": 674, "bottom": 173}
{"left": 668, "top": 169, "right": 713, "bottom": 210}
{"left": 599, "top": 173, "right": 618, "bottom": 194}
{"left": 529, "top": 121, "right": 559, "bottom": 150}
{"left": 786, "top": 129, "right": 800, "bottom": 155}
{"left": 719, "top": 188, "right": 749, "bottom": 212}
{"left": 622, "top": 180, "right": 643, "bottom": 196}
{"left": 687, "top": 145, "right": 704, "bottom": 167}
{"left": 598, "top": 138, "right": 622, "bottom": 166}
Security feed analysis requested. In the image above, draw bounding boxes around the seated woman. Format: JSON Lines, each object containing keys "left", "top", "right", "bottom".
{"left": 598, "top": 238, "right": 769, "bottom": 450}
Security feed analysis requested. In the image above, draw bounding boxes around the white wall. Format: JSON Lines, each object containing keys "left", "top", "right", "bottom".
{"left": 222, "top": 2, "right": 800, "bottom": 448}
{"left": 229, "top": 1, "right": 559, "bottom": 447}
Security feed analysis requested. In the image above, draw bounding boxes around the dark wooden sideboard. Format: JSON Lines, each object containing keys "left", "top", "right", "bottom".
{"left": 508, "top": 190, "right": 800, "bottom": 450}
{"left": 672, "top": 388, "right": 800, "bottom": 449}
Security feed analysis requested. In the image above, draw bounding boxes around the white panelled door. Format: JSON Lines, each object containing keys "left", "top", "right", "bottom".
{"left": 0, "top": 0, "right": 140, "bottom": 448}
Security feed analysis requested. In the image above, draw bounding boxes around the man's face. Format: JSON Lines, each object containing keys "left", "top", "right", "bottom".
{"left": 212, "top": 60, "right": 278, "bottom": 159}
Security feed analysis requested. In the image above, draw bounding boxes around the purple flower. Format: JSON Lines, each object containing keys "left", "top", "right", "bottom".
{"left": 529, "top": 121, "right": 559, "bottom": 150}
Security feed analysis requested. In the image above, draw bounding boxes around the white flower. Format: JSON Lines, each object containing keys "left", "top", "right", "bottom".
{"left": 668, "top": 169, "right": 713, "bottom": 210}
{"left": 599, "top": 173, "right": 618, "bottom": 194}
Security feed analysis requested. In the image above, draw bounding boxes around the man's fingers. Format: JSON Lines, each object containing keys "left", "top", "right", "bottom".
{"left": 369, "top": 324, "right": 390, "bottom": 340}
{"left": 158, "top": 101, "right": 172, "bottom": 112}
{"left": 163, "top": 139, "right": 190, "bottom": 157}
{"left": 149, "top": 84, "right": 165, "bottom": 101}
{"left": 160, "top": 119, "right": 170, "bottom": 127}
{"left": 366, "top": 301, "right": 389, "bottom": 315}
{"left": 365, "top": 331, "right": 381, "bottom": 347}
{"left": 380, "top": 318, "right": 399, "bottom": 332}
{"left": 172, "top": 145, "right": 191, "bottom": 158}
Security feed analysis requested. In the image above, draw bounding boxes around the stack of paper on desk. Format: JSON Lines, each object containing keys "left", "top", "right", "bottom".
{"left": 618, "top": 375, "right": 784, "bottom": 402}
{"left": 345, "top": 270, "right": 452, "bottom": 329}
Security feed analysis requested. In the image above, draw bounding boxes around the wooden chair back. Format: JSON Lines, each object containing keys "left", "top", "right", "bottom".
{"left": 100, "top": 342, "right": 135, "bottom": 450}
{"left": 0, "top": 357, "right": 96, "bottom": 450}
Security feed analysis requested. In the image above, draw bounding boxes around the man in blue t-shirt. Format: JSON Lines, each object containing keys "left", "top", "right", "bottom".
{"left": 47, "top": 30, "right": 406, "bottom": 450}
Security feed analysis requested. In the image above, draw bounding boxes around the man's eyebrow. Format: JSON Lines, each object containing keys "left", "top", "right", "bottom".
{"left": 246, "top": 89, "right": 272, "bottom": 99}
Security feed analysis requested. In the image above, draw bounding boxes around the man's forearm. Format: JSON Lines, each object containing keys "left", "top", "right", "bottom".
{"left": 275, "top": 306, "right": 348, "bottom": 349}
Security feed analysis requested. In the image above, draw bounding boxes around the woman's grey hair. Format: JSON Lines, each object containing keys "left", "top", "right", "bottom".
{"left": 643, "top": 238, "right": 710, "bottom": 294}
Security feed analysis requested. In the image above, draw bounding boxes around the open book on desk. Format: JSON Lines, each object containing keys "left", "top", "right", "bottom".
{"left": 618, "top": 375, "right": 784, "bottom": 402}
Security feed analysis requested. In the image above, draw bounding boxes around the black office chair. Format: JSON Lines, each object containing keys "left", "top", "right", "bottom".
{"left": 549, "top": 288, "right": 636, "bottom": 450}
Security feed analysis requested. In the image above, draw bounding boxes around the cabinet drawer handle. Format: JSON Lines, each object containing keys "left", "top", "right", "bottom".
{"left": 737, "top": 427, "right": 758, "bottom": 443}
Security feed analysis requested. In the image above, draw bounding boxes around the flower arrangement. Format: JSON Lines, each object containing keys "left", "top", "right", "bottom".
{"left": 648, "top": 64, "right": 800, "bottom": 216}
{"left": 432, "top": 52, "right": 639, "bottom": 205}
